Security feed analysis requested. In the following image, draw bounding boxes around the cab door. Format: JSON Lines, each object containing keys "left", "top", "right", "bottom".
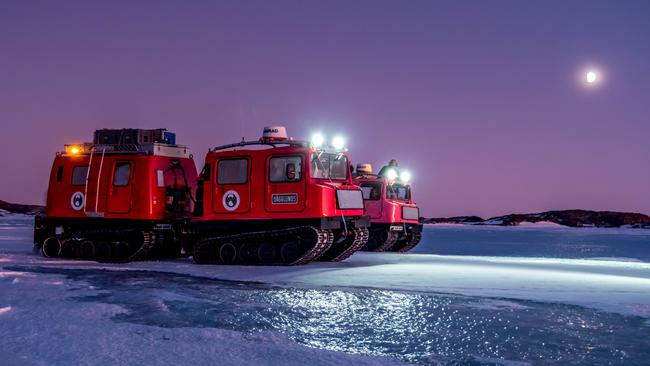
{"left": 212, "top": 157, "right": 251, "bottom": 214}
{"left": 265, "top": 154, "right": 306, "bottom": 212}
{"left": 107, "top": 161, "right": 134, "bottom": 214}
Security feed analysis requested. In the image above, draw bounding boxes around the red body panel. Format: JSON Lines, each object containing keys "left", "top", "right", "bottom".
{"left": 353, "top": 177, "right": 419, "bottom": 225}
{"left": 197, "top": 145, "right": 364, "bottom": 222}
{"left": 45, "top": 154, "right": 197, "bottom": 220}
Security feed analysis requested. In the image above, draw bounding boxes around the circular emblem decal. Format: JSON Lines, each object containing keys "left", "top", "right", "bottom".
{"left": 70, "top": 191, "right": 85, "bottom": 211}
{"left": 222, "top": 190, "right": 240, "bottom": 211}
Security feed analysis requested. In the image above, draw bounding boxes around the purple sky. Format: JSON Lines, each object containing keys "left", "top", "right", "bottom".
{"left": 1, "top": 0, "right": 649, "bottom": 217}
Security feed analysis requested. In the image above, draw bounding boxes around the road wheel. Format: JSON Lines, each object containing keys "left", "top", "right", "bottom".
{"left": 219, "top": 243, "right": 237, "bottom": 264}
{"left": 42, "top": 237, "right": 61, "bottom": 258}
{"left": 239, "top": 243, "right": 257, "bottom": 264}
{"left": 257, "top": 242, "right": 276, "bottom": 264}
{"left": 95, "top": 242, "right": 112, "bottom": 260}
{"left": 80, "top": 240, "right": 95, "bottom": 259}
{"left": 280, "top": 241, "right": 300, "bottom": 264}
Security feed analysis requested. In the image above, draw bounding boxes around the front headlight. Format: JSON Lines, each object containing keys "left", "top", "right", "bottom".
{"left": 336, "top": 190, "right": 364, "bottom": 209}
{"left": 402, "top": 206, "right": 419, "bottom": 220}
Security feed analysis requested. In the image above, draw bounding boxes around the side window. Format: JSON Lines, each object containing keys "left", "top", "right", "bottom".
{"left": 217, "top": 159, "right": 248, "bottom": 184}
{"left": 387, "top": 185, "right": 395, "bottom": 199}
{"left": 56, "top": 166, "right": 64, "bottom": 182}
{"left": 156, "top": 169, "right": 164, "bottom": 187}
{"left": 71, "top": 166, "right": 88, "bottom": 186}
{"left": 387, "top": 183, "right": 410, "bottom": 200}
{"left": 113, "top": 162, "right": 131, "bottom": 187}
{"left": 269, "top": 156, "right": 302, "bottom": 182}
{"left": 360, "top": 182, "right": 381, "bottom": 200}
{"left": 330, "top": 157, "right": 349, "bottom": 180}
{"left": 397, "top": 187, "right": 410, "bottom": 200}
{"left": 310, "top": 154, "right": 330, "bottom": 179}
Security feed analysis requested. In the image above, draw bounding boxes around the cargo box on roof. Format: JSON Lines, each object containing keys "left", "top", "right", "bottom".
{"left": 93, "top": 128, "right": 170, "bottom": 145}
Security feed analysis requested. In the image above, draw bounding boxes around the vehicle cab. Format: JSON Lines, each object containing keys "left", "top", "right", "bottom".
{"left": 190, "top": 127, "right": 369, "bottom": 264}
{"left": 195, "top": 127, "right": 367, "bottom": 230}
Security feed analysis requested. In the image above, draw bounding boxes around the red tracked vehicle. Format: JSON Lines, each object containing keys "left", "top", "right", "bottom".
{"left": 190, "top": 127, "right": 370, "bottom": 265}
{"left": 353, "top": 163, "right": 423, "bottom": 252}
{"left": 33, "top": 129, "right": 197, "bottom": 262}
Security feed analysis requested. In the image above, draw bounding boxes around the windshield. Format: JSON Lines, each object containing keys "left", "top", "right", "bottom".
{"left": 387, "top": 182, "right": 411, "bottom": 201}
{"left": 310, "top": 152, "right": 348, "bottom": 180}
{"left": 360, "top": 182, "right": 382, "bottom": 200}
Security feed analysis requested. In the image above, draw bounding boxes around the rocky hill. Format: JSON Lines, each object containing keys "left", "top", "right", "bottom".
{"left": 422, "top": 210, "right": 650, "bottom": 228}
{"left": 0, "top": 199, "right": 44, "bottom": 216}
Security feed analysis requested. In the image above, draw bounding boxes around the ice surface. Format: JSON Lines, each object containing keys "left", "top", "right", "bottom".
{"left": 516, "top": 221, "right": 563, "bottom": 227}
{"left": 0, "top": 306, "right": 12, "bottom": 315}
{"left": 417, "top": 224, "right": 650, "bottom": 261}
{"left": 1, "top": 215, "right": 649, "bottom": 365}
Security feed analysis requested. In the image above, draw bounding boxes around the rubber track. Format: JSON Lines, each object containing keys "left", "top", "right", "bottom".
{"left": 374, "top": 230, "right": 400, "bottom": 252}
{"left": 395, "top": 231, "right": 422, "bottom": 253}
{"left": 194, "top": 226, "right": 334, "bottom": 265}
{"left": 51, "top": 230, "right": 155, "bottom": 263}
{"left": 326, "top": 227, "right": 369, "bottom": 262}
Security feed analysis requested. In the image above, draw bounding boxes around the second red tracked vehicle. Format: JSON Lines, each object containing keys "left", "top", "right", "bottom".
{"left": 190, "top": 127, "right": 370, "bottom": 265}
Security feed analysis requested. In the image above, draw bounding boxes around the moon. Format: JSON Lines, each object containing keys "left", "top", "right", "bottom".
{"left": 586, "top": 71, "right": 597, "bottom": 83}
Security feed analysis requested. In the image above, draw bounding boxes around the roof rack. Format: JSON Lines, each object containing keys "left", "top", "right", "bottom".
{"left": 61, "top": 142, "right": 191, "bottom": 158}
{"left": 211, "top": 140, "right": 309, "bottom": 152}
{"left": 90, "top": 143, "right": 149, "bottom": 154}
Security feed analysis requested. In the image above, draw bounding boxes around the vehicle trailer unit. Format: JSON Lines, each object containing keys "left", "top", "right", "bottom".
{"left": 34, "top": 129, "right": 197, "bottom": 262}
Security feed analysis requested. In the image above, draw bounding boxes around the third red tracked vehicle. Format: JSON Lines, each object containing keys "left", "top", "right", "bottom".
{"left": 353, "top": 163, "right": 423, "bottom": 252}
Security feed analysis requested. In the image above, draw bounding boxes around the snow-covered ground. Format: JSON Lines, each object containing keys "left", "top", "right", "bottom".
{"left": 1, "top": 215, "right": 649, "bottom": 365}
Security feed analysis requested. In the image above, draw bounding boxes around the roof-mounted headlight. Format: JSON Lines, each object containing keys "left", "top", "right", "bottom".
{"left": 311, "top": 133, "right": 325, "bottom": 148}
{"left": 332, "top": 135, "right": 345, "bottom": 150}
{"left": 385, "top": 168, "right": 398, "bottom": 180}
